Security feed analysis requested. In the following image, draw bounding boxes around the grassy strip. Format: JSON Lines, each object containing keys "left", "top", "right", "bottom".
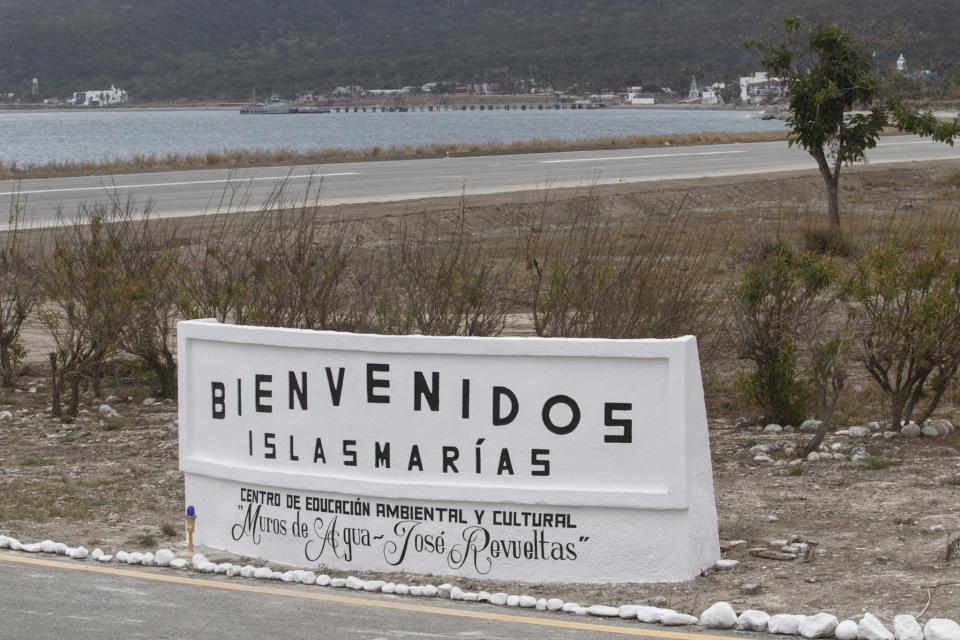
{"left": 0, "top": 130, "right": 788, "bottom": 180}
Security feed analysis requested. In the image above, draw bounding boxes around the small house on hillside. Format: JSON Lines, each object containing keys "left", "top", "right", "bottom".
{"left": 68, "top": 85, "right": 127, "bottom": 106}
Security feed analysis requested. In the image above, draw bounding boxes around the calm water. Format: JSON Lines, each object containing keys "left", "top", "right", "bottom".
{"left": 0, "top": 108, "right": 785, "bottom": 166}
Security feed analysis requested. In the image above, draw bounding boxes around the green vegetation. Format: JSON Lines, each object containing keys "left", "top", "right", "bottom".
{"left": 1, "top": 1, "right": 959, "bottom": 100}
{"left": 745, "top": 17, "right": 958, "bottom": 229}
{"left": 19, "top": 457, "right": 56, "bottom": 467}
{"left": 863, "top": 456, "right": 896, "bottom": 470}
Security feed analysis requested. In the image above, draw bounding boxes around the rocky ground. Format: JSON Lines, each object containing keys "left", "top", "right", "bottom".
{"left": 2, "top": 162, "right": 960, "bottom": 625}
{"left": 1, "top": 367, "right": 957, "bottom": 623}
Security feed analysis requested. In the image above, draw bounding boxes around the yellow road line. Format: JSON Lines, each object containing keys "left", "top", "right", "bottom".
{"left": 0, "top": 553, "right": 730, "bottom": 639}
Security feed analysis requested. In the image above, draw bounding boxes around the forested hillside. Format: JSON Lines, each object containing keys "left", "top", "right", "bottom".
{"left": 0, "top": 0, "right": 956, "bottom": 101}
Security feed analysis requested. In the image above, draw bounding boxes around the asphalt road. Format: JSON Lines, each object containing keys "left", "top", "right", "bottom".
{"left": 2, "top": 135, "right": 959, "bottom": 227}
{"left": 0, "top": 553, "right": 750, "bottom": 640}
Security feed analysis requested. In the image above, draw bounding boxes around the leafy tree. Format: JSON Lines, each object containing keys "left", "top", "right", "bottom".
{"left": 745, "top": 17, "right": 958, "bottom": 230}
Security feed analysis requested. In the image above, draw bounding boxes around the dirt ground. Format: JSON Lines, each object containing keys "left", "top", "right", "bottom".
{"left": 2, "top": 161, "right": 960, "bottom": 622}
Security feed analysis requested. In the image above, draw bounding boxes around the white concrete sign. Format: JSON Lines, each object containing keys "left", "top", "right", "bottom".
{"left": 178, "top": 320, "right": 719, "bottom": 583}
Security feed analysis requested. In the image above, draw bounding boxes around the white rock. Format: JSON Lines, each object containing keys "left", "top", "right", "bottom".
{"left": 0, "top": 535, "right": 9, "bottom": 549}
{"left": 69, "top": 546, "right": 89, "bottom": 560}
{"left": 253, "top": 567, "right": 273, "bottom": 579}
{"left": 378, "top": 582, "right": 395, "bottom": 594}
{"left": 701, "top": 602, "right": 738, "bottom": 629}
{"left": 97, "top": 404, "right": 115, "bottom": 416}
{"left": 769, "top": 614, "right": 806, "bottom": 635}
{"left": 506, "top": 595, "right": 520, "bottom": 607}
{"left": 152, "top": 549, "right": 174, "bottom": 567}
{"left": 848, "top": 426, "right": 871, "bottom": 438}
{"left": 800, "top": 419, "right": 822, "bottom": 433}
{"left": 461, "top": 592, "right": 479, "bottom": 602}
{"left": 301, "top": 571, "right": 316, "bottom": 585}
{"left": 738, "top": 610, "right": 772, "bottom": 632}
{"left": 191, "top": 554, "right": 209, "bottom": 570}
{"left": 661, "top": 612, "right": 699, "bottom": 626}
{"left": 291, "top": 570, "right": 306, "bottom": 583}
{"left": 477, "top": 591, "right": 491, "bottom": 602}
{"left": 637, "top": 607, "right": 668, "bottom": 623}
{"left": 894, "top": 615, "right": 924, "bottom": 640}
{"left": 200, "top": 562, "right": 217, "bottom": 573}
{"left": 0, "top": 410, "right": 12, "bottom": 421}
{"left": 329, "top": 577, "right": 347, "bottom": 588}
{"left": 317, "top": 575, "right": 332, "bottom": 586}
{"left": 925, "top": 619, "right": 960, "bottom": 640}
{"left": 901, "top": 423, "right": 922, "bottom": 438}
{"left": 490, "top": 593, "right": 508, "bottom": 605}
{"left": 519, "top": 596, "right": 538, "bottom": 608}
{"left": 859, "top": 613, "right": 894, "bottom": 640}
{"left": 346, "top": 576, "right": 364, "bottom": 590}
{"left": 363, "top": 580, "right": 386, "bottom": 592}
{"left": 279, "top": 570, "right": 294, "bottom": 582}
{"left": 90, "top": 548, "right": 104, "bottom": 560}
{"left": 547, "top": 598, "right": 564, "bottom": 611}
{"left": 450, "top": 586, "right": 465, "bottom": 600}
{"left": 574, "top": 606, "right": 589, "bottom": 615}
{"left": 422, "top": 585, "right": 438, "bottom": 597}
{"left": 240, "top": 565, "right": 256, "bottom": 578}
{"left": 269, "top": 571, "right": 283, "bottom": 580}
{"left": 715, "top": 559, "right": 741, "bottom": 571}
{"left": 765, "top": 424, "right": 784, "bottom": 433}
{"left": 807, "top": 452, "right": 821, "bottom": 462}
{"left": 409, "top": 586, "right": 423, "bottom": 597}
{"left": 561, "top": 602, "right": 581, "bottom": 613}
{"left": 127, "top": 552, "right": 144, "bottom": 565}
{"left": 921, "top": 425, "right": 940, "bottom": 437}
{"left": 116, "top": 551, "right": 129, "bottom": 562}
{"left": 619, "top": 605, "right": 638, "bottom": 618}
{"left": 588, "top": 605, "right": 620, "bottom": 617}
{"left": 63, "top": 547, "right": 77, "bottom": 557}
{"left": 437, "top": 583, "right": 453, "bottom": 595}
{"left": 98, "top": 554, "right": 115, "bottom": 563}
{"left": 536, "top": 599, "right": 547, "bottom": 611}
{"left": 394, "top": 584, "right": 410, "bottom": 595}
{"left": 754, "top": 455, "right": 774, "bottom": 463}
{"left": 7, "top": 537, "right": 22, "bottom": 551}
{"left": 142, "top": 552, "right": 155, "bottom": 566}
{"left": 226, "top": 566, "right": 241, "bottom": 577}
{"left": 801, "top": 613, "right": 839, "bottom": 638}
{"left": 39, "top": 540, "right": 58, "bottom": 554}
{"left": 22, "top": 543, "right": 42, "bottom": 553}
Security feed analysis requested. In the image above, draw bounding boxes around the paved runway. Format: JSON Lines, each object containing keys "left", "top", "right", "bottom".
{"left": 0, "top": 553, "right": 754, "bottom": 640}
{"left": 2, "top": 135, "right": 959, "bottom": 227}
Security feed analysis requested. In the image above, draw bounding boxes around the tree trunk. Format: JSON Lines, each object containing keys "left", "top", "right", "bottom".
{"left": 68, "top": 377, "right": 81, "bottom": 417}
{"left": 49, "top": 353, "right": 62, "bottom": 418}
{"left": 812, "top": 148, "right": 842, "bottom": 230}
{"left": 0, "top": 346, "right": 12, "bottom": 387}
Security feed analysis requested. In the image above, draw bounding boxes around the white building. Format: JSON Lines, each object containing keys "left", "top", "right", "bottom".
{"left": 688, "top": 76, "right": 701, "bottom": 100}
{"left": 69, "top": 85, "right": 127, "bottom": 106}
{"left": 626, "top": 87, "right": 655, "bottom": 105}
{"left": 701, "top": 88, "right": 719, "bottom": 105}
{"left": 897, "top": 53, "right": 907, "bottom": 73}
{"left": 739, "top": 72, "right": 785, "bottom": 104}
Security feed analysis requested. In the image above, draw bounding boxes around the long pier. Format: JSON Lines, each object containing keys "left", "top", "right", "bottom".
{"left": 290, "top": 103, "right": 607, "bottom": 114}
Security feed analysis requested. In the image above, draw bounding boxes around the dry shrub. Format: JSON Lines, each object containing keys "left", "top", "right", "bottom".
{"left": 515, "top": 188, "right": 728, "bottom": 354}
{"left": 350, "top": 207, "right": 513, "bottom": 336}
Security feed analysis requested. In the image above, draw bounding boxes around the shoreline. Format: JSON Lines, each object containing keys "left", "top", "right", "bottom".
{"left": 0, "top": 130, "right": 789, "bottom": 181}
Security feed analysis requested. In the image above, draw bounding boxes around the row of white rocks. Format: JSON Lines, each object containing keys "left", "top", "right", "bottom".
{"left": 2, "top": 534, "right": 958, "bottom": 640}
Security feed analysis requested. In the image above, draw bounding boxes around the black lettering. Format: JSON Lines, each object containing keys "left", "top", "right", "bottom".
{"left": 408, "top": 445, "right": 423, "bottom": 471}
{"left": 461, "top": 379, "right": 470, "bottom": 419}
{"left": 497, "top": 448, "right": 514, "bottom": 475}
{"left": 375, "top": 441, "right": 390, "bottom": 468}
{"left": 211, "top": 381, "right": 225, "bottom": 419}
{"left": 313, "top": 438, "right": 326, "bottom": 463}
{"left": 289, "top": 435, "right": 299, "bottom": 461}
{"left": 604, "top": 402, "right": 633, "bottom": 443}
{"left": 289, "top": 371, "right": 307, "bottom": 410}
{"left": 343, "top": 440, "right": 357, "bottom": 466}
{"left": 264, "top": 432, "right": 276, "bottom": 459}
{"left": 442, "top": 446, "right": 460, "bottom": 473}
{"left": 414, "top": 371, "right": 440, "bottom": 412}
{"left": 531, "top": 449, "right": 551, "bottom": 476}
{"left": 366, "top": 363, "right": 390, "bottom": 403}
{"left": 326, "top": 367, "right": 345, "bottom": 406}
{"left": 255, "top": 374, "right": 273, "bottom": 413}
{"left": 542, "top": 394, "right": 580, "bottom": 435}
{"left": 492, "top": 386, "right": 518, "bottom": 426}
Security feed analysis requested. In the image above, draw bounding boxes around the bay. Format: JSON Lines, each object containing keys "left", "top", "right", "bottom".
{"left": 0, "top": 107, "right": 784, "bottom": 166}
